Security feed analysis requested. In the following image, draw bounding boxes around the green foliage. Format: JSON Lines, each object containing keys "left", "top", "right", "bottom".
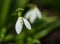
{"left": 0, "top": 0, "right": 60, "bottom": 44}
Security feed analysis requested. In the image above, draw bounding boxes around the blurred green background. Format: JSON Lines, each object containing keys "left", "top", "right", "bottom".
{"left": 0, "top": 0, "right": 60, "bottom": 44}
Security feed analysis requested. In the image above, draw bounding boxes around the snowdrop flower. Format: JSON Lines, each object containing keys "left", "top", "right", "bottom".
{"left": 15, "top": 17, "right": 31, "bottom": 34}
{"left": 24, "top": 6, "right": 42, "bottom": 23}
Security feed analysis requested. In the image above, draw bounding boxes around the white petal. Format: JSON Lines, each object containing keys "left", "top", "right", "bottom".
{"left": 23, "top": 18, "right": 31, "bottom": 30}
{"left": 35, "top": 7, "right": 42, "bottom": 19}
{"left": 29, "top": 10, "right": 37, "bottom": 23}
{"left": 15, "top": 17, "right": 23, "bottom": 34}
{"left": 24, "top": 11, "right": 31, "bottom": 19}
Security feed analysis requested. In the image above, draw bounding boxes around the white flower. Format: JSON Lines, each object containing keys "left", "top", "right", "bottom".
{"left": 15, "top": 17, "right": 31, "bottom": 34}
{"left": 24, "top": 7, "right": 42, "bottom": 23}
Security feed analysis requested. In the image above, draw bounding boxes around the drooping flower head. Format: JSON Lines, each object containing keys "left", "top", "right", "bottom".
{"left": 15, "top": 8, "right": 31, "bottom": 34}
{"left": 24, "top": 4, "right": 42, "bottom": 23}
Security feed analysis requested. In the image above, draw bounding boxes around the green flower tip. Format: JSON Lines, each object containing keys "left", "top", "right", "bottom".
{"left": 28, "top": 3, "right": 37, "bottom": 7}
{"left": 27, "top": 4, "right": 37, "bottom": 9}
{"left": 16, "top": 8, "right": 24, "bottom": 17}
{"left": 16, "top": 8, "right": 24, "bottom": 12}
